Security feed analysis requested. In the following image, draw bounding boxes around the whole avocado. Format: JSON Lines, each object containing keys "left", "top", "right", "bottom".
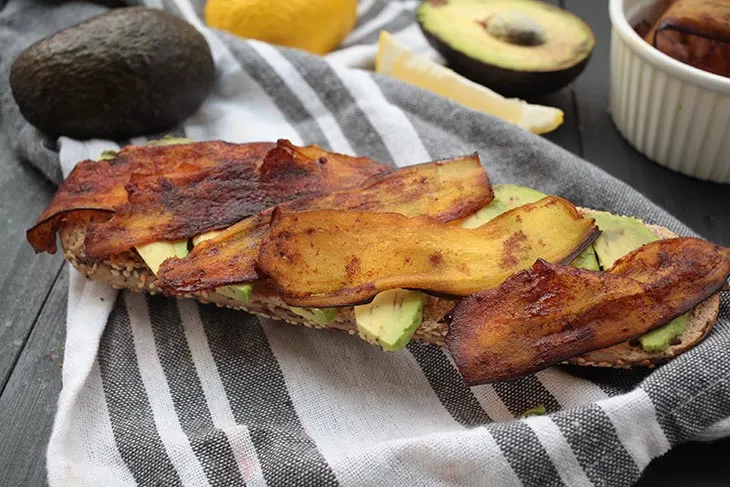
{"left": 10, "top": 7, "right": 215, "bottom": 140}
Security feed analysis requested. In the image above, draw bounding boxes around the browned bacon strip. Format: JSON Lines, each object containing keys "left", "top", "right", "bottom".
{"left": 28, "top": 139, "right": 388, "bottom": 257}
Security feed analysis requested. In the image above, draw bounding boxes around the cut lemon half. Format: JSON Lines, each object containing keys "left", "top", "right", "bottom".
{"left": 375, "top": 31, "right": 564, "bottom": 135}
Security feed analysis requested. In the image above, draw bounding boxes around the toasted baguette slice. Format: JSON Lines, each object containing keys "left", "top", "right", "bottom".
{"left": 58, "top": 217, "right": 721, "bottom": 368}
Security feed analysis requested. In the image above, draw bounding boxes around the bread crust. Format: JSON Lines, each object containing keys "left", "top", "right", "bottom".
{"left": 58, "top": 216, "right": 721, "bottom": 366}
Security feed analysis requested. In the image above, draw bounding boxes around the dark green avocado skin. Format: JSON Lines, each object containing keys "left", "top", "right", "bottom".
{"left": 418, "top": 23, "right": 592, "bottom": 98}
{"left": 9, "top": 7, "right": 215, "bottom": 140}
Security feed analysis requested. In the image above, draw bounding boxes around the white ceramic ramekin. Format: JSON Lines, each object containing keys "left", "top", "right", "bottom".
{"left": 609, "top": 0, "right": 730, "bottom": 183}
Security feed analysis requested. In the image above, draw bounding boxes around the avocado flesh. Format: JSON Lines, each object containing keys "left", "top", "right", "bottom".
{"left": 570, "top": 245, "right": 599, "bottom": 271}
{"left": 136, "top": 240, "right": 189, "bottom": 275}
{"left": 460, "top": 184, "right": 547, "bottom": 229}
{"left": 355, "top": 289, "right": 426, "bottom": 351}
{"left": 98, "top": 150, "right": 118, "bottom": 161}
{"left": 461, "top": 184, "right": 599, "bottom": 271}
{"left": 588, "top": 211, "right": 660, "bottom": 269}
{"left": 145, "top": 136, "right": 193, "bottom": 147}
{"left": 417, "top": 0, "right": 594, "bottom": 96}
{"left": 638, "top": 314, "right": 688, "bottom": 352}
{"left": 290, "top": 307, "right": 339, "bottom": 325}
{"left": 417, "top": 0, "right": 594, "bottom": 72}
{"left": 215, "top": 284, "right": 253, "bottom": 304}
{"left": 586, "top": 211, "right": 688, "bottom": 352}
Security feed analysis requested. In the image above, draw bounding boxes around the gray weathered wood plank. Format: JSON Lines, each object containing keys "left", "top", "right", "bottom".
{"left": 533, "top": 87, "right": 581, "bottom": 157}
{"left": 0, "top": 269, "right": 66, "bottom": 487}
{"left": 0, "top": 129, "right": 64, "bottom": 392}
{"left": 564, "top": 0, "right": 730, "bottom": 246}
{"left": 526, "top": 0, "right": 582, "bottom": 157}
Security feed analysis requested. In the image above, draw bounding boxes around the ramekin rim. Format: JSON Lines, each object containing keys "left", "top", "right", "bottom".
{"left": 608, "top": 0, "right": 730, "bottom": 94}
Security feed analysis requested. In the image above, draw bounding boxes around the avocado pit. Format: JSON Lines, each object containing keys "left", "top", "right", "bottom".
{"left": 480, "top": 11, "right": 547, "bottom": 47}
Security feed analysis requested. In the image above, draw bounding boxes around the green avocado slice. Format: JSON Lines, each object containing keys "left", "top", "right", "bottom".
{"left": 355, "top": 289, "right": 425, "bottom": 351}
{"left": 587, "top": 211, "right": 660, "bottom": 269}
{"left": 145, "top": 136, "right": 193, "bottom": 147}
{"left": 136, "top": 240, "right": 189, "bottom": 275}
{"left": 216, "top": 284, "right": 253, "bottom": 304}
{"left": 460, "top": 184, "right": 547, "bottom": 229}
{"left": 570, "top": 245, "right": 599, "bottom": 270}
{"left": 290, "top": 307, "right": 339, "bottom": 325}
{"left": 638, "top": 314, "right": 688, "bottom": 352}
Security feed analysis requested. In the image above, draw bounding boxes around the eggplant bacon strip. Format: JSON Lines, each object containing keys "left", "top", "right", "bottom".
{"left": 35, "top": 138, "right": 387, "bottom": 260}
{"left": 447, "top": 237, "right": 730, "bottom": 385}
{"left": 156, "top": 154, "right": 493, "bottom": 294}
{"left": 257, "top": 196, "right": 598, "bottom": 307}
{"left": 27, "top": 140, "right": 280, "bottom": 254}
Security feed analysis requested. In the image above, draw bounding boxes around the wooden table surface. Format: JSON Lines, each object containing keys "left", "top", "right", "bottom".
{"left": 1, "top": 2, "right": 729, "bottom": 485}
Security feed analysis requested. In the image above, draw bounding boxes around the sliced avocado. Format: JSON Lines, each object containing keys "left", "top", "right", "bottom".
{"left": 416, "top": 0, "right": 595, "bottom": 96}
{"left": 145, "top": 136, "right": 193, "bottom": 147}
{"left": 98, "top": 150, "right": 118, "bottom": 161}
{"left": 460, "top": 184, "right": 547, "bottom": 229}
{"left": 355, "top": 289, "right": 425, "bottom": 351}
{"left": 570, "top": 245, "right": 600, "bottom": 271}
{"left": 290, "top": 307, "right": 339, "bottom": 325}
{"left": 520, "top": 404, "right": 546, "bottom": 418}
{"left": 638, "top": 314, "right": 689, "bottom": 352}
{"left": 587, "top": 211, "right": 660, "bottom": 269}
{"left": 216, "top": 284, "right": 253, "bottom": 304}
{"left": 10, "top": 7, "right": 214, "bottom": 140}
{"left": 136, "top": 240, "right": 189, "bottom": 275}
{"left": 586, "top": 210, "right": 688, "bottom": 352}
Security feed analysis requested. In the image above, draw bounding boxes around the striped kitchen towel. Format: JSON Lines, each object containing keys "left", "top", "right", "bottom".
{"left": 2, "top": 0, "right": 729, "bottom": 486}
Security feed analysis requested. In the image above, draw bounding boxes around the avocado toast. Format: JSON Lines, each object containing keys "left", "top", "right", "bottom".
{"left": 28, "top": 139, "right": 730, "bottom": 385}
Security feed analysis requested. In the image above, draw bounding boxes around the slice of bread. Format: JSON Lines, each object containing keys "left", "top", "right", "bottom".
{"left": 58, "top": 217, "right": 721, "bottom": 368}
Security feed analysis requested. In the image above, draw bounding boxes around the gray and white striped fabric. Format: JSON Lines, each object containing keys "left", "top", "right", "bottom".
{"left": 2, "top": 0, "right": 729, "bottom": 485}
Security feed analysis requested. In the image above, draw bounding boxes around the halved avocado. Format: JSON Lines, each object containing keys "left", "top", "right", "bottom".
{"left": 416, "top": 0, "right": 595, "bottom": 97}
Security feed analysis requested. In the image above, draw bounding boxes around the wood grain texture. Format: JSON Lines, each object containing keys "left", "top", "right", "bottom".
{"left": 0, "top": 129, "right": 63, "bottom": 392}
{"left": 0, "top": 269, "right": 66, "bottom": 487}
{"left": 530, "top": 0, "right": 582, "bottom": 157}
{"left": 565, "top": 0, "right": 730, "bottom": 247}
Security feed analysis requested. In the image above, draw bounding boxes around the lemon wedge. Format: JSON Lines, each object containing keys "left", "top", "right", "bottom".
{"left": 375, "top": 31, "right": 564, "bottom": 134}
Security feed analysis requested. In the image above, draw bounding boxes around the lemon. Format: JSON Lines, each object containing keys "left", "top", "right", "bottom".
{"left": 204, "top": 0, "right": 357, "bottom": 56}
{"left": 375, "top": 31, "right": 563, "bottom": 134}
